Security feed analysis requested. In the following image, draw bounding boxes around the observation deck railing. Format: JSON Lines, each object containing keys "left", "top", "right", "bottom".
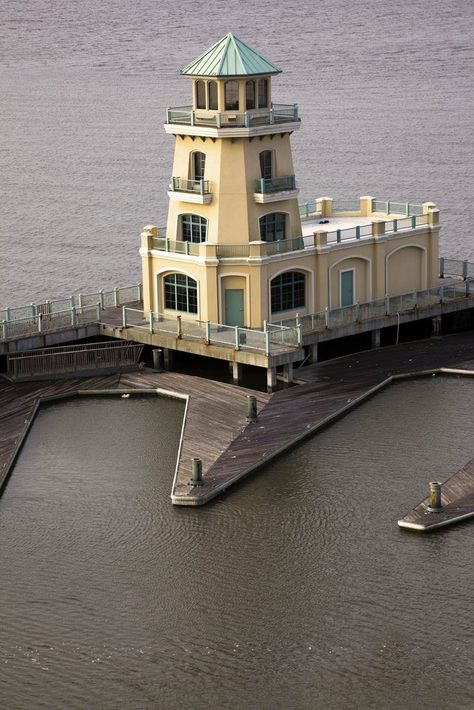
{"left": 255, "top": 175, "right": 296, "bottom": 194}
{"left": 166, "top": 104, "right": 299, "bottom": 129}
{"left": 170, "top": 177, "right": 211, "bottom": 195}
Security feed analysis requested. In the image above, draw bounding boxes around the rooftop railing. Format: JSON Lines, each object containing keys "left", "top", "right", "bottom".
{"left": 166, "top": 104, "right": 299, "bottom": 129}
{"left": 255, "top": 175, "right": 296, "bottom": 194}
{"left": 149, "top": 213, "right": 433, "bottom": 260}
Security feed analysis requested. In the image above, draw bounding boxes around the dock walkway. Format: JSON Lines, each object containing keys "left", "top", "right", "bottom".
{"left": 1, "top": 332, "right": 474, "bottom": 517}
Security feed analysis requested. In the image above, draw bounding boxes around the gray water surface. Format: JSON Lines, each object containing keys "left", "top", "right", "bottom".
{"left": 0, "top": 379, "right": 473, "bottom": 709}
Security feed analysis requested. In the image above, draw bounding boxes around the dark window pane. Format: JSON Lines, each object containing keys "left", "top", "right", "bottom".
{"left": 258, "top": 78, "right": 268, "bottom": 108}
{"left": 225, "top": 81, "right": 239, "bottom": 111}
{"left": 271, "top": 271, "right": 305, "bottom": 313}
{"left": 181, "top": 214, "right": 207, "bottom": 243}
{"left": 260, "top": 212, "right": 286, "bottom": 242}
{"left": 246, "top": 80, "right": 255, "bottom": 110}
{"left": 259, "top": 151, "right": 272, "bottom": 180}
{"left": 196, "top": 81, "right": 206, "bottom": 109}
{"left": 208, "top": 81, "right": 218, "bottom": 110}
{"left": 164, "top": 274, "right": 198, "bottom": 314}
{"left": 193, "top": 152, "right": 206, "bottom": 180}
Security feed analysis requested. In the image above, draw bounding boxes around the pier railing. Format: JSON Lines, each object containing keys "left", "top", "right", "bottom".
{"left": 1, "top": 304, "right": 102, "bottom": 341}
{"left": 6, "top": 341, "right": 143, "bottom": 380}
{"left": 271, "top": 277, "right": 474, "bottom": 333}
{"left": 121, "top": 308, "right": 303, "bottom": 356}
{"left": 0, "top": 283, "right": 142, "bottom": 328}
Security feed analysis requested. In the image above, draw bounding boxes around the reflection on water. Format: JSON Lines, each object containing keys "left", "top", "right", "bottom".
{"left": 0, "top": 379, "right": 473, "bottom": 709}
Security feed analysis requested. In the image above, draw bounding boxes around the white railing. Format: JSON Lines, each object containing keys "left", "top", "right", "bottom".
{"left": 1, "top": 304, "right": 102, "bottom": 341}
{"left": 121, "top": 308, "right": 303, "bottom": 356}
{"left": 0, "top": 283, "right": 142, "bottom": 325}
{"left": 272, "top": 278, "right": 474, "bottom": 334}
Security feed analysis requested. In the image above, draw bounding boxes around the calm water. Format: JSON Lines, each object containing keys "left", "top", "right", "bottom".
{"left": 1, "top": 0, "right": 474, "bottom": 306}
{"left": 0, "top": 380, "right": 473, "bottom": 709}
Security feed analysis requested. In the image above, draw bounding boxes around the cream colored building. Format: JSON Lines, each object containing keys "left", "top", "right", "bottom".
{"left": 140, "top": 33, "right": 440, "bottom": 330}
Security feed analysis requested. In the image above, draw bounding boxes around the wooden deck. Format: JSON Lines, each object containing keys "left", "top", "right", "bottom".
{"left": 1, "top": 331, "right": 474, "bottom": 521}
{"left": 169, "top": 331, "right": 474, "bottom": 505}
{"left": 0, "top": 370, "right": 270, "bottom": 499}
{"left": 398, "top": 458, "right": 474, "bottom": 531}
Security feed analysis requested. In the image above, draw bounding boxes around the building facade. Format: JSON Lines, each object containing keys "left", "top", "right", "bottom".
{"left": 140, "top": 34, "right": 440, "bottom": 329}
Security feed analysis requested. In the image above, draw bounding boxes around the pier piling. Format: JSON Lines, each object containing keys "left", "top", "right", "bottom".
{"left": 190, "top": 457, "right": 203, "bottom": 486}
{"left": 428, "top": 481, "right": 442, "bottom": 512}
{"left": 247, "top": 395, "right": 258, "bottom": 422}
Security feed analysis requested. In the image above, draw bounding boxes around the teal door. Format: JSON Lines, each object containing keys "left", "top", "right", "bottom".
{"left": 225, "top": 289, "right": 244, "bottom": 327}
{"left": 340, "top": 270, "right": 354, "bottom": 307}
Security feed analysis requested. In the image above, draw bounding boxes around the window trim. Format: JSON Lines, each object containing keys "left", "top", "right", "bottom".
{"left": 208, "top": 80, "right": 218, "bottom": 110}
{"left": 195, "top": 80, "right": 206, "bottom": 110}
{"left": 190, "top": 151, "right": 206, "bottom": 181}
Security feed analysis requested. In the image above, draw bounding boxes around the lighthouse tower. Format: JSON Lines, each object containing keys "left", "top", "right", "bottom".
{"left": 141, "top": 33, "right": 302, "bottom": 327}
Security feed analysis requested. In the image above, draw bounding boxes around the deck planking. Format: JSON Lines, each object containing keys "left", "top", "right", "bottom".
{"left": 1, "top": 331, "right": 474, "bottom": 518}
{"left": 398, "top": 458, "right": 474, "bottom": 531}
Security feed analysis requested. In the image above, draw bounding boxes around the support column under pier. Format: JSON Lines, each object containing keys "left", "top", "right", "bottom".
{"left": 309, "top": 342, "right": 319, "bottom": 363}
{"left": 267, "top": 366, "right": 277, "bottom": 393}
{"left": 431, "top": 316, "right": 442, "bottom": 336}
{"left": 232, "top": 361, "right": 242, "bottom": 385}
{"left": 281, "top": 362, "right": 294, "bottom": 384}
{"left": 371, "top": 329, "right": 381, "bottom": 348}
{"left": 163, "top": 348, "right": 174, "bottom": 370}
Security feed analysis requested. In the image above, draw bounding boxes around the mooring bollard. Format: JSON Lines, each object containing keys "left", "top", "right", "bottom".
{"left": 247, "top": 395, "right": 258, "bottom": 422}
{"left": 428, "top": 481, "right": 442, "bottom": 512}
{"left": 190, "top": 457, "right": 203, "bottom": 486}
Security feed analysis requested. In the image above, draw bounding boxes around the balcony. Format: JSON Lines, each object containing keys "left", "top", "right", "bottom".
{"left": 168, "top": 177, "right": 212, "bottom": 204}
{"left": 165, "top": 104, "right": 300, "bottom": 138}
{"left": 253, "top": 174, "right": 298, "bottom": 204}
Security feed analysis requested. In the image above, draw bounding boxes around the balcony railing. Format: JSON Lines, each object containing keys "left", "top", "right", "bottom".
{"left": 166, "top": 104, "right": 299, "bottom": 129}
{"left": 255, "top": 175, "right": 296, "bottom": 194}
{"left": 170, "top": 177, "right": 211, "bottom": 195}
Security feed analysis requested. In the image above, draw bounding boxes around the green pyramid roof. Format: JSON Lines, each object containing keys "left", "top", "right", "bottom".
{"left": 181, "top": 33, "right": 281, "bottom": 77}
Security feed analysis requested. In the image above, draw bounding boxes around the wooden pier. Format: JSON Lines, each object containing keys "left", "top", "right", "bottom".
{"left": 398, "top": 458, "right": 474, "bottom": 532}
{"left": 1, "top": 331, "right": 474, "bottom": 520}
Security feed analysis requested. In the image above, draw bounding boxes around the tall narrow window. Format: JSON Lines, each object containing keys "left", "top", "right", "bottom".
{"left": 258, "top": 78, "right": 268, "bottom": 108}
{"left": 192, "top": 152, "right": 206, "bottom": 181}
{"left": 259, "top": 213, "right": 286, "bottom": 242}
{"left": 224, "top": 80, "right": 239, "bottom": 111}
{"left": 181, "top": 214, "right": 207, "bottom": 243}
{"left": 196, "top": 80, "right": 206, "bottom": 109}
{"left": 271, "top": 272, "right": 305, "bottom": 313}
{"left": 208, "top": 81, "right": 218, "bottom": 110}
{"left": 164, "top": 274, "right": 198, "bottom": 314}
{"left": 259, "top": 150, "right": 273, "bottom": 180}
{"left": 245, "top": 80, "right": 255, "bottom": 110}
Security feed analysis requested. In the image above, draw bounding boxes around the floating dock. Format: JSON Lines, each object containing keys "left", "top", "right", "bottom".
{"left": 398, "top": 459, "right": 474, "bottom": 531}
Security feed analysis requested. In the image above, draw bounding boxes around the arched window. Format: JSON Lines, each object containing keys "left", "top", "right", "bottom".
{"left": 225, "top": 80, "right": 239, "bottom": 111}
{"left": 259, "top": 213, "right": 286, "bottom": 242}
{"left": 181, "top": 214, "right": 207, "bottom": 243}
{"left": 271, "top": 272, "right": 305, "bottom": 313}
{"left": 191, "top": 152, "right": 206, "bottom": 180}
{"left": 164, "top": 274, "right": 198, "bottom": 314}
{"left": 246, "top": 80, "right": 255, "bottom": 110}
{"left": 258, "top": 78, "right": 268, "bottom": 108}
{"left": 208, "top": 81, "right": 218, "bottom": 110}
{"left": 196, "top": 81, "right": 206, "bottom": 109}
{"left": 259, "top": 150, "right": 273, "bottom": 180}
